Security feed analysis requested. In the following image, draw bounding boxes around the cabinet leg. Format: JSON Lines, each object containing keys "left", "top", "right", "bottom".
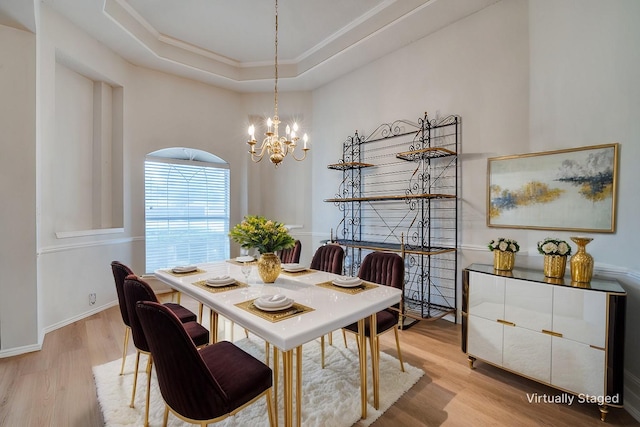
{"left": 599, "top": 404, "right": 608, "bottom": 422}
{"left": 468, "top": 356, "right": 476, "bottom": 369}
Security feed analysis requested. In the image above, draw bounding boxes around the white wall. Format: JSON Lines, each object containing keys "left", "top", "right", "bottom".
{"left": 0, "top": 24, "right": 37, "bottom": 351}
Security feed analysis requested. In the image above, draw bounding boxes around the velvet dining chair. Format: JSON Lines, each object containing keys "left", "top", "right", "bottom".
{"left": 123, "top": 275, "right": 210, "bottom": 427}
{"left": 278, "top": 239, "right": 302, "bottom": 264}
{"left": 342, "top": 251, "right": 405, "bottom": 372}
{"left": 110, "top": 261, "right": 198, "bottom": 376}
{"left": 135, "top": 301, "right": 275, "bottom": 427}
{"left": 310, "top": 244, "right": 345, "bottom": 367}
{"left": 309, "top": 243, "right": 344, "bottom": 274}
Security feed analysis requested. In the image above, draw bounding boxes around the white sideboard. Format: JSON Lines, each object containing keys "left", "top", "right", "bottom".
{"left": 462, "top": 264, "right": 626, "bottom": 421}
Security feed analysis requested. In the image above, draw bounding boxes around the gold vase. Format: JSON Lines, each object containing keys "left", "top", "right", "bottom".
{"left": 257, "top": 252, "right": 281, "bottom": 283}
{"left": 543, "top": 255, "right": 567, "bottom": 279}
{"left": 493, "top": 250, "right": 515, "bottom": 271}
{"left": 570, "top": 237, "right": 594, "bottom": 283}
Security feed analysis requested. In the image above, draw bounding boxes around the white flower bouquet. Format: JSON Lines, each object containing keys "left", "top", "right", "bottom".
{"left": 537, "top": 237, "right": 572, "bottom": 256}
{"left": 488, "top": 238, "right": 520, "bottom": 253}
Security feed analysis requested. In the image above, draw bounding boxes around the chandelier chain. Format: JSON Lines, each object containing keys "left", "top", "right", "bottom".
{"left": 274, "top": 0, "right": 279, "bottom": 119}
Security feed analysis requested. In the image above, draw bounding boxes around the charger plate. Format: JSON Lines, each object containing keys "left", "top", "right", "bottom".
{"left": 164, "top": 268, "right": 206, "bottom": 277}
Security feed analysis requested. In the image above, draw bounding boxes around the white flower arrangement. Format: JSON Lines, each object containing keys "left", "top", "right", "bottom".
{"left": 537, "top": 237, "right": 572, "bottom": 256}
{"left": 488, "top": 238, "right": 520, "bottom": 253}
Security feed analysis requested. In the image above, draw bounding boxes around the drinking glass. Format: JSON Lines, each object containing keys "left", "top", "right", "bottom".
{"left": 241, "top": 264, "right": 252, "bottom": 284}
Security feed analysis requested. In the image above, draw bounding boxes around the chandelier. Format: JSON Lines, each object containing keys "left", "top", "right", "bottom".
{"left": 246, "top": 0, "right": 309, "bottom": 168}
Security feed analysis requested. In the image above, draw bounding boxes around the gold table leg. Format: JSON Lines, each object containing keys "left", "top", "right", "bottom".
{"left": 209, "top": 310, "right": 218, "bottom": 344}
{"left": 296, "top": 347, "right": 302, "bottom": 426}
{"left": 358, "top": 318, "right": 367, "bottom": 419}
{"left": 370, "top": 314, "right": 379, "bottom": 410}
{"left": 283, "top": 349, "right": 293, "bottom": 427}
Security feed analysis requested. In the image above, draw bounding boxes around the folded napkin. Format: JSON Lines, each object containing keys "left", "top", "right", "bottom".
{"left": 256, "top": 294, "right": 291, "bottom": 308}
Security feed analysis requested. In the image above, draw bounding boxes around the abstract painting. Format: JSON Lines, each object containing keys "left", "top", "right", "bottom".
{"left": 487, "top": 143, "right": 618, "bottom": 232}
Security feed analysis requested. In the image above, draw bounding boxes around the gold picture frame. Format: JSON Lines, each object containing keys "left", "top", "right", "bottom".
{"left": 487, "top": 143, "right": 619, "bottom": 233}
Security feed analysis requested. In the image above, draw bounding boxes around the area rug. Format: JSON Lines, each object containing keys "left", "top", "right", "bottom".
{"left": 93, "top": 335, "right": 423, "bottom": 426}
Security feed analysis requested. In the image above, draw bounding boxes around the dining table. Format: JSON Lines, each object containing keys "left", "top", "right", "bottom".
{"left": 155, "top": 259, "right": 402, "bottom": 427}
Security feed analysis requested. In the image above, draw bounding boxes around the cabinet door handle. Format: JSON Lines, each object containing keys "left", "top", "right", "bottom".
{"left": 497, "top": 319, "right": 515, "bottom": 327}
{"left": 542, "top": 329, "right": 563, "bottom": 337}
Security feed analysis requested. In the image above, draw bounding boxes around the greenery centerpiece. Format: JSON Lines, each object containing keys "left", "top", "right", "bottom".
{"left": 488, "top": 238, "right": 519, "bottom": 271}
{"left": 229, "top": 215, "right": 295, "bottom": 283}
{"left": 537, "top": 237, "right": 572, "bottom": 279}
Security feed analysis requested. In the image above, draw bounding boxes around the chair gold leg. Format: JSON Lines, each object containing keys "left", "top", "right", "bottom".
{"left": 144, "top": 356, "right": 153, "bottom": 427}
{"left": 245, "top": 328, "right": 249, "bottom": 338}
{"left": 370, "top": 314, "right": 379, "bottom": 410}
{"left": 266, "top": 388, "right": 275, "bottom": 427}
{"left": 320, "top": 335, "right": 325, "bottom": 369}
{"left": 163, "top": 404, "right": 169, "bottom": 427}
{"left": 120, "top": 326, "right": 130, "bottom": 375}
{"left": 328, "top": 331, "right": 333, "bottom": 346}
{"left": 198, "top": 303, "right": 203, "bottom": 324}
{"left": 342, "top": 329, "right": 348, "bottom": 347}
{"left": 130, "top": 351, "right": 141, "bottom": 408}
{"left": 394, "top": 327, "right": 405, "bottom": 372}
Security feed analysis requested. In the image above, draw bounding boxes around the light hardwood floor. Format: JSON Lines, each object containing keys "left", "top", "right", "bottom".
{"left": 1, "top": 294, "right": 637, "bottom": 426}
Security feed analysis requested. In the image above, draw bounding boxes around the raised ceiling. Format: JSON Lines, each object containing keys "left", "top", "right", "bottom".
{"left": 2, "top": 0, "right": 498, "bottom": 92}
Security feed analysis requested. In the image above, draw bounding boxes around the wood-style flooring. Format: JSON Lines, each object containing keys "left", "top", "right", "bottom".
{"left": 0, "top": 294, "right": 637, "bottom": 426}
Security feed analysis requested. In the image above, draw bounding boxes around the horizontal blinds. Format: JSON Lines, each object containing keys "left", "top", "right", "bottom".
{"left": 145, "top": 160, "right": 230, "bottom": 273}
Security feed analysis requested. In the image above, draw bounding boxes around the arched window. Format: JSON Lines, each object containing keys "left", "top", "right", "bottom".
{"left": 144, "top": 148, "right": 230, "bottom": 273}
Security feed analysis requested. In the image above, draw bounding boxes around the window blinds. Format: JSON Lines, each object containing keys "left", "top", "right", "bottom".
{"left": 144, "top": 159, "right": 230, "bottom": 273}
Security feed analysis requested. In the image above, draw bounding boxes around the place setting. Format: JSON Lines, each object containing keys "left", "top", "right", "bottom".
{"left": 164, "top": 264, "right": 206, "bottom": 277}
{"left": 316, "top": 275, "right": 378, "bottom": 294}
{"left": 236, "top": 293, "right": 314, "bottom": 322}
{"left": 226, "top": 254, "right": 257, "bottom": 266}
{"left": 280, "top": 262, "right": 314, "bottom": 276}
{"left": 192, "top": 275, "right": 248, "bottom": 293}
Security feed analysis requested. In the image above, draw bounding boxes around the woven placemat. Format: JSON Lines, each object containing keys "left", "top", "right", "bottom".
{"left": 192, "top": 280, "right": 248, "bottom": 293}
{"left": 280, "top": 269, "right": 316, "bottom": 277}
{"left": 226, "top": 259, "right": 258, "bottom": 266}
{"left": 163, "top": 268, "right": 206, "bottom": 277}
{"left": 235, "top": 299, "right": 314, "bottom": 323}
{"left": 315, "top": 280, "right": 378, "bottom": 295}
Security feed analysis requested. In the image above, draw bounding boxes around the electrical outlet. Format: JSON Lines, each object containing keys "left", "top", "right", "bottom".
{"left": 89, "top": 293, "right": 96, "bottom": 305}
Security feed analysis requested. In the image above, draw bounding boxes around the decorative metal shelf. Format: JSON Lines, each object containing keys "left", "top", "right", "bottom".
{"left": 324, "top": 193, "right": 456, "bottom": 203}
{"left": 333, "top": 239, "right": 456, "bottom": 256}
{"left": 327, "top": 162, "right": 374, "bottom": 170}
{"left": 396, "top": 147, "right": 457, "bottom": 161}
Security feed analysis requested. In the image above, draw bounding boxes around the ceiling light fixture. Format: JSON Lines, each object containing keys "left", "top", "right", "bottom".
{"left": 246, "top": 0, "right": 310, "bottom": 168}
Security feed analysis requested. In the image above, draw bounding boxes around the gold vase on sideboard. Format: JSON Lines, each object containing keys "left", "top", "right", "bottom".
{"left": 543, "top": 255, "right": 567, "bottom": 279}
{"left": 570, "top": 237, "right": 594, "bottom": 283}
{"left": 493, "top": 250, "right": 515, "bottom": 271}
{"left": 257, "top": 252, "right": 281, "bottom": 283}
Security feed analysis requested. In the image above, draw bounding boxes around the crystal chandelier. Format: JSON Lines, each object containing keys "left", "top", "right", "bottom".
{"left": 247, "top": 0, "right": 309, "bottom": 168}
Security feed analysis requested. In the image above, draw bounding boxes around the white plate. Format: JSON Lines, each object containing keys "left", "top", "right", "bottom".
{"left": 236, "top": 256, "right": 255, "bottom": 263}
{"left": 333, "top": 276, "right": 361, "bottom": 285}
{"left": 332, "top": 279, "right": 363, "bottom": 288}
{"left": 172, "top": 265, "right": 197, "bottom": 273}
{"left": 205, "top": 276, "right": 235, "bottom": 287}
{"left": 256, "top": 294, "right": 289, "bottom": 307}
{"left": 254, "top": 298, "right": 294, "bottom": 312}
{"left": 282, "top": 263, "right": 306, "bottom": 272}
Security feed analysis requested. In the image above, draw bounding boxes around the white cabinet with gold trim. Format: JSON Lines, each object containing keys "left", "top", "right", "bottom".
{"left": 462, "top": 264, "right": 626, "bottom": 421}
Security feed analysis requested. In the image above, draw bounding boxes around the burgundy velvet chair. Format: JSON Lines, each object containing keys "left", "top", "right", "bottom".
{"left": 111, "top": 261, "right": 197, "bottom": 376}
{"left": 136, "top": 301, "right": 275, "bottom": 427}
{"left": 310, "top": 244, "right": 344, "bottom": 274}
{"left": 342, "top": 251, "right": 405, "bottom": 372}
{"left": 278, "top": 240, "right": 302, "bottom": 264}
{"left": 124, "top": 275, "right": 210, "bottom": 427}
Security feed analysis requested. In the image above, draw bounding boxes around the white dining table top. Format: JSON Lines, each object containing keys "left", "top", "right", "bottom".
{"left": 154, "top": 260, "right": 402, "bottom": 351}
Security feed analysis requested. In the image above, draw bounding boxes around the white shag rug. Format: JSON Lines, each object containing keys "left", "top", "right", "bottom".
{"left": 93, "top": 335, "right": 423, "bottom": 427}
